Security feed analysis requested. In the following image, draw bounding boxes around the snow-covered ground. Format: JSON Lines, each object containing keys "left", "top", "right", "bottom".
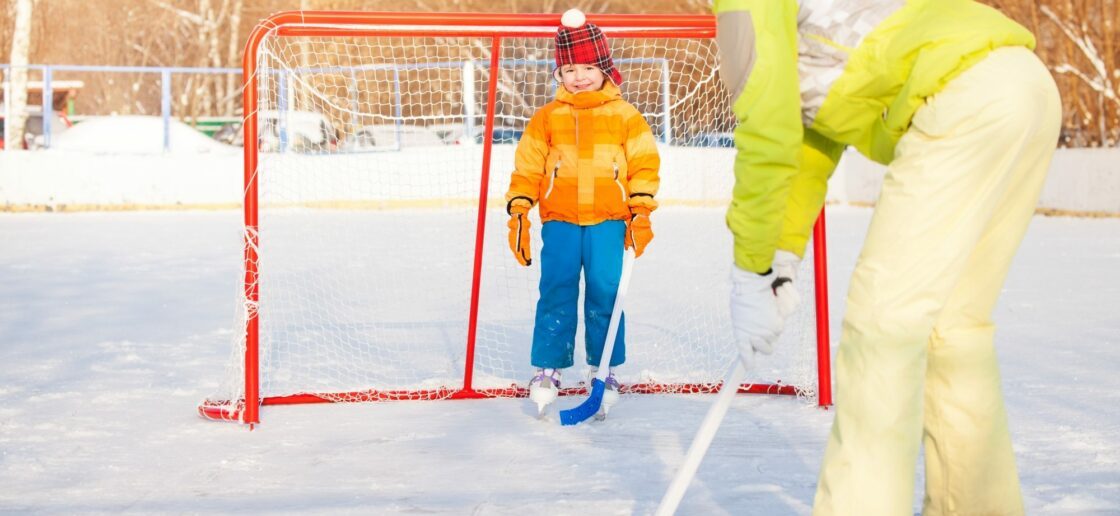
{"left": 0, "top": 205, "right": 1117, "bottom": 514}
{"left": 1, "top": 117, "right": 1118, "bottom": 513}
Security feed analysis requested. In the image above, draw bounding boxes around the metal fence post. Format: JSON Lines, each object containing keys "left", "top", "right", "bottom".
{"left": 42, "top": 66, "right": 53, "bottom": 148}
{"left": 2, "top": 65, "right": 9, "bottom": 125}
{"left": 462, "top": 60, "right": 476, "bottom": 145}
{"left": 393, "top": 66, "right": 402, "bottom": 150}
{"left": 278, "top": 70, "right": 289, "bottom": 153}
{"left": 161, "top": 68, "right": 172, "bottom": 152}
{"left": 661, "top": 59, "right": 672, "bottom": 145}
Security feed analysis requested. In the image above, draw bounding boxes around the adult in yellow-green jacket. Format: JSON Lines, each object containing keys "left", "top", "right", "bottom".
{"left": 713, "top": 0, "right": 1061, "bottom": 513}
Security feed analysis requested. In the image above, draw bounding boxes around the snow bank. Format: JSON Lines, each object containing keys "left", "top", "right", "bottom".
{"left": 50, "top": 115, "right": 235, "bottom": 155}
{"left": 0, "top": 115, "right": 1117, "bottom": 214}
{"left": 832, "top": 147, "right": 1120, "bottom": 215}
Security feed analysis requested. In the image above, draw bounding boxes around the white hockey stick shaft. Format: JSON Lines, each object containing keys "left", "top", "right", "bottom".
{"left": 655, "top": 356, "right": 750, "bottom": 516}
{"left": 594, "top": 248, "right": 635, "bottom": 382}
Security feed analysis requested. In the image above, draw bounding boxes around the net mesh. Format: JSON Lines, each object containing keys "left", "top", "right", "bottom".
{"left": 201, "top": 23, "right": 823, "bottom": 420}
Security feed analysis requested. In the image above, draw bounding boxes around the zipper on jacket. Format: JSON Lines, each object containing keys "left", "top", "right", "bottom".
{"left": 545, "top": 159, "right": 561, "bottom": 199}
{"left": 612, "top": 161, "right": 627, "bottom": 203}
{"left": 574, "top": 111, "right": 579, "bottom": 149}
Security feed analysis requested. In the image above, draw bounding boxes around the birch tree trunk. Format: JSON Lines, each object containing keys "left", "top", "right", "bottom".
{"left": 5, "top": 0, "right": 33, "bottom": 150}
{"left": 224, "top": 0, "right": 243, "bottom": 117}
{"left": 196, "top": 0, "right": 217, "bottom": 123}
{"left": 297, "top": 0, "right": 313, "bottom": 111}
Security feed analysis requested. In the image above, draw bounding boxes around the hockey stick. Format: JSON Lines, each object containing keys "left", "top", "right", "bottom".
{"left": 559, "top": 248, "right": 636, "bottom": 426}
{"left": 654, "top": 355, "right": 750, "bottom": 515}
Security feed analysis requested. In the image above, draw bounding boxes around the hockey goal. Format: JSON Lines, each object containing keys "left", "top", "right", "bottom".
{"left": 199, "top": 11, "right": 833, "bottom": 425}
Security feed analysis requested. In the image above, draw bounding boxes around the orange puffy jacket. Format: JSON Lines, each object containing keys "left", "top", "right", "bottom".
{"left": 505, "top": 81, "right": 660, "bottom": 225}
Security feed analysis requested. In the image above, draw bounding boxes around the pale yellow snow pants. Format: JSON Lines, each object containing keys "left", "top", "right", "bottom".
{"left": 813, "top": 47, "right": 1062, "bottom": 516}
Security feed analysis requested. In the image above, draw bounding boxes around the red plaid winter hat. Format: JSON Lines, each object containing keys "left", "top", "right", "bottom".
{"left": 554, "top": 21, "right": 623, "bottom": 86}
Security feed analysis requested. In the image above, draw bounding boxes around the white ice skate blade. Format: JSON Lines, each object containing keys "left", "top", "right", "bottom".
{"left": 602, "top": 389, "right": 619, "bottom": 408}
{"left": 529, "top": 384, "right": 558, "bottom": 417}
{"left": 594, "top": 388, "right": 620, "bottom": 421}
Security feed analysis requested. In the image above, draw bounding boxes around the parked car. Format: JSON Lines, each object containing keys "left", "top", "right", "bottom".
{"left": 427, "top": 122, "right": 473, "bottom": 146}
{"left": 211, "top": 110, "right": 340, "bottom": 152}
{"left": 343, "top": 124, "right": 444, "bottom": 151}
{"left": 490, "top": 126, "right": 524, "bottom": 144}
{"left": 454, "top": 125, "right": 525, "bottom": 145}
{"left": 0, "top": 108, "right": 73, "bottom": 150}
{"left": 210, "top": 120, "right": 241, "bottom": 146}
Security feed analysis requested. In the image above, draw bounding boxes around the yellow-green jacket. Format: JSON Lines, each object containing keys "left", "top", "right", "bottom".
{"left": 505, "top": 81, "right": 661, "bottom": 226}
{"left": 712, "top": 0, "right": 1035, "bottom": 273}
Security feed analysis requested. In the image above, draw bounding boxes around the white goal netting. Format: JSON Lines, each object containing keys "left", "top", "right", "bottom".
{"left": 200, "top": 17, "right": 826, "bottom": 422}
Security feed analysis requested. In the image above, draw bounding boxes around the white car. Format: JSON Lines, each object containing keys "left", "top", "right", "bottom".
{"left": 0, "top": 107, "right": 73, "bottom": 150}
{"left": 214, "top": 110, "right": 341, "bottom": 152}
{"left": 343, "top": 124, "right": 444, "bottom": 151}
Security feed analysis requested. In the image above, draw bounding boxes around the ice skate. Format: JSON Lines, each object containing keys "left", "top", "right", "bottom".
{"left": 588, "top": 367, "right": 620, "bottom": 420}
{"left": 528, "top": 368, "right": 561, "bottom": 417}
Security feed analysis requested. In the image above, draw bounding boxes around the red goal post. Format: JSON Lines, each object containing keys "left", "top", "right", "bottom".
{"left": 200, "top": 10, "right": 833, "bottom": 426}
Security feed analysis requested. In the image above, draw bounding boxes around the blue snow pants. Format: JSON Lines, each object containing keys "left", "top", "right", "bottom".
{"left": 531, "top": 220, "right": 626, "bottom": 369}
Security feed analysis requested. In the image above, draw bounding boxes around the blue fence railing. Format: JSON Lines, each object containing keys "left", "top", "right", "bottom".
{"left": 1, "top": 64, "right": 239, "bottom": 151}
{"left": 3, "top": 58, "right": 675, "bottom": 152}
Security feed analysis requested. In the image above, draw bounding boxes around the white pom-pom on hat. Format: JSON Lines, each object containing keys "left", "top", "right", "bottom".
{"left": 561, "top": 8, "right": 586, "bottom": 28}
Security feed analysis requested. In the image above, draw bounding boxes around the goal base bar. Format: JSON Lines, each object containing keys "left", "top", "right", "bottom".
{"left": 197, "top": 382, "right": 806, "bottom": 423}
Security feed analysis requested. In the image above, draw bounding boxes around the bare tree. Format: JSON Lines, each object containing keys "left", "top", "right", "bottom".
{"left": 0, "top": 0, "right": 1111, "bottom": 147}
{"left": 224, "top": 0, "right": 243, "bottom": 116}
{"left": 5, "top": 0, "right": 34, "bottom": 150}
{"left": 1041, "top": 4, "right": 1119, "bottom": 146}
{"left": 147, "top": 0, "right": 245, "bottom": 121}
{"left": 984, "top": 0, "right": 1119, "bottom": 147}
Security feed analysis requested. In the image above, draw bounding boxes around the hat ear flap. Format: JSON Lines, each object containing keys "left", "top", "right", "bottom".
{"left": 608, "top": 67, "right": 623, "bottom": 86}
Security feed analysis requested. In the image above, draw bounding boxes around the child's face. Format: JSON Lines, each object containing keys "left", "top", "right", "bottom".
{"left": 558, "top": 64, "right": 606, "bottom": 93}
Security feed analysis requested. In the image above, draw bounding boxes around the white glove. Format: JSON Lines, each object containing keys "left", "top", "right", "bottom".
{"left": 730, "top": 264, "right": 784, "bottom": 359}
{"left": 771, "top": 250, "right": 802, "bottom": 317}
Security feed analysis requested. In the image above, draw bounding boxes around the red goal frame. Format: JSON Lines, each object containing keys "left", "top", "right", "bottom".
{"left": 199, "top": 11, "right": 833, "bottom": 426}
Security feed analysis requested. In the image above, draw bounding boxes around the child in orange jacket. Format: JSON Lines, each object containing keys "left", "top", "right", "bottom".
{"left": 505, "top": 9, "right": 661, "bottom": 416}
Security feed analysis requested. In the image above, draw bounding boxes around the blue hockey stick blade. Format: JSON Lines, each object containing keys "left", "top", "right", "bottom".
{"left": 560, "top": 378, "right": 606, "bottom": 426}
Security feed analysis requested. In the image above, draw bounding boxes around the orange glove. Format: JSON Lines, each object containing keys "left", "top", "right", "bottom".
{"left": 507, "top": 201, "right": 533, "bottom": 266}
{"left": 625, "top": 207, "right": 653, "bottom": 258}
